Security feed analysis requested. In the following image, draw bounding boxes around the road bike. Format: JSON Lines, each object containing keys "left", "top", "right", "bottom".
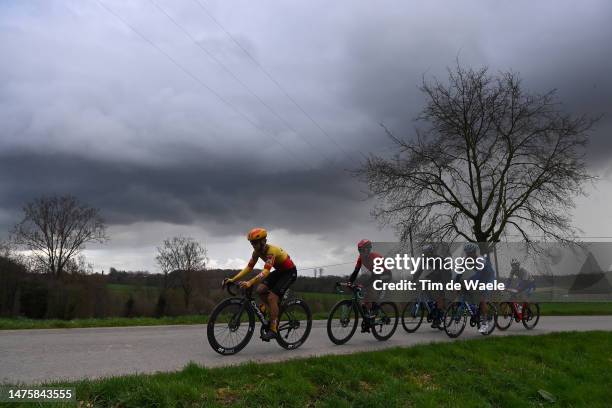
{"left": 443, "top": 293, "right": 497, "bottom": 338}
{"left": 401, "top": 292, "right": 446, "bottom": 333}
{"left": 326, "top": 282, "right": 398, "bottom": 345}
{"left": 496, "top": 289, "right": 540, "bottom": 330}
{"left": 207, "top": 282, "right": 312, "bottom": 355}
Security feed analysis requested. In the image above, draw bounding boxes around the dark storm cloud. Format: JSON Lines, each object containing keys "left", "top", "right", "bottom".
{"left": 336, "top": 1, "right": 612, "bottom": 171}
{"left": 2, "top": 0, "right": 612, "bottom": 248}
{"left": 0, "top": 149, "right": 365, "bottom": 237}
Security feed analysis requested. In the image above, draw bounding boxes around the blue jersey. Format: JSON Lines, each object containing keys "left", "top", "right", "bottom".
{"left": 473, "top": 256, "right": 495, "bottom": 283}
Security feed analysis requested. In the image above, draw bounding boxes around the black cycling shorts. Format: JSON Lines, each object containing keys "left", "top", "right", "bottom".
{"left": 261, "top": 267, "right": 297, "bottom": 296}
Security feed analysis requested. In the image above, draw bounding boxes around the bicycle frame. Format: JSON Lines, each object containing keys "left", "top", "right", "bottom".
{"left": 412, "top": 293, "right": 440, "bottom": 315}
{"left": 229, "top": 285, "right": 297, "bottom": 335}
{"left": 336, "top": 283, "right": 376, "bottom": 322}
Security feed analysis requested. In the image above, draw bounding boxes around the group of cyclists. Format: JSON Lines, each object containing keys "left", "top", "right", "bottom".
{"left": 218, "top": 227, "right": 536, "bottom": 346}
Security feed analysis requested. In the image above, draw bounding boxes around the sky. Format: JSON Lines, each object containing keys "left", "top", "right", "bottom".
{"left": 1, "top": 0, "right": 611, "bottom": 275}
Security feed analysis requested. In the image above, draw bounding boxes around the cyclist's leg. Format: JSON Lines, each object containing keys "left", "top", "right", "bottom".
{"left": 256, "top": 283, "right": 270, "bottom": 311}
{"left": 267, "top": 291, "right": 280, "bottom": 331}
{"left": 267, "top": 268, "right": 297, "bottom": 333}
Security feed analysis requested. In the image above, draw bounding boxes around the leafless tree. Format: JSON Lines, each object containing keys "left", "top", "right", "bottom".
{"left": 0, "top": 240, "right": 13, "bottom": 259}
{"left": 358, "top": 64, "right": 597, "bottom": 251}
{"left": 11, "top": 195, "right": 107, "bottom": 277}
{"left": 156, "top": 236, "right": 207, "bottom": 308}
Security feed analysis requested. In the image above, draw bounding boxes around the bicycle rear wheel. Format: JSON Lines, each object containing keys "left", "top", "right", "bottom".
{"left": 495, "top": 302, "right": 514, "bottom": 331}
{"left": 443, "top": 302, "right": 467, "bottom": 338}
{"left": 327, "top": 300, "right": 358, "bottom": 345}
{"left": 401, "top": 302, "right": 424, "bottom": 333}
{"left": 371, "top": 302, "right": 399, "bottom": 341}
{"left": 207, "top": 298, "right": 255, "bottom": 355}
{"left": 522, "top": 302, "right": 540, "bottom": 330}
{"left": 276, "top": 299, "right": 312, "bottom": 350}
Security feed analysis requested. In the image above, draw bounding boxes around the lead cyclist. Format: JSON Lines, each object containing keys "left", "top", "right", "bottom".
{"left": 223, "top": 228, "right": 297, "bottom": 341}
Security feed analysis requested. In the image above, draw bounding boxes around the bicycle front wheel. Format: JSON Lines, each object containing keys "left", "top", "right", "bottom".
{"left": 372, "top": 302, "right": 399, "bottom": 341}
{"left": 443, "top": 302, "right": 467, "bottom": 338}
{"left": 207, "top": 298, "right": 255, "bottom": 355}
{"left": 327, "top": 300, "right": 358, "bottom": 345}
{"left": 522, "top": 303, "right": 540, "bottom": 330}
{"left": 495, "top": 302, "right": 514, "bottom": 331}
{"left": 401, "top": 301, "right": 424, "bottom": 333}
{"left": 276, "top": 299, "right": 312, "bottom": 350}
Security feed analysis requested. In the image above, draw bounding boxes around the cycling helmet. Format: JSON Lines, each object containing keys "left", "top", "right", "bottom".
{"left": 357, "top": 239, "right": 372, "bottom": 251}
{"left": 247, "top": 228, "right": 267, "bottom": 241}
{"left": 421, "top": 244, "right": 434, "bottom": 255}
{"left": 464, "top": 242, "right": 479, "bottom": 254}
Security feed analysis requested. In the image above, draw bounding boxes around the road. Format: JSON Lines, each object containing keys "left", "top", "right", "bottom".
{"left": 2, "top": 316, "right": 611, "bottom": 384}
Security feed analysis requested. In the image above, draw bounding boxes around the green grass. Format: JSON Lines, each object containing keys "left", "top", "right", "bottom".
{"left": 3, "top": 331, "right": 611, "bottom": 407}
{"left": 0, "top": 315, "right": 208, "bottom": 330}
{"left": 1, "top": 301, "right": 610, "bottom": 330}
{"left": 539, "top": 302, "right": 612, "bottom": 316}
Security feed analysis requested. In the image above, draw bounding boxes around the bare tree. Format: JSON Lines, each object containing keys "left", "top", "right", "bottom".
{"left": 359, "top": 65, "right": 596, "bottom": 250}
{"left": 11, "top": 195, "right": 107, "bottom": 277}
{"left": 156, "top": 236, "right": 207, "bottom": 308}
{"left": 0, "top": 240, "right": 13, "bottom": 259}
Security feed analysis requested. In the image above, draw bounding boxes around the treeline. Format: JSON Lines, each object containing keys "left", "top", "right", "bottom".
{"left": 0, "top": 255, "right": 224, "bottom": 319}
{"left": 0, "top": 256, "right": 346, "bottom": 320}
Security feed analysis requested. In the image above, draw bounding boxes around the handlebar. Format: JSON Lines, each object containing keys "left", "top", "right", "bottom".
{"left": 224, "top": 281, "right": 253, "bottom": 297}
{"left": 334, "top": 281, "right": 363, "bottom": 294}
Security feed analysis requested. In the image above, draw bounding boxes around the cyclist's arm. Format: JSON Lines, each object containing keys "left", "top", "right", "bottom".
{"left": 247, "top": 254, "right": 276, "bottom": 286}
{"left": 348, "top": 256, "right": 361, "bottom": 284}
{"left": 230, "top": 252, "right": 258, "bottom": 281}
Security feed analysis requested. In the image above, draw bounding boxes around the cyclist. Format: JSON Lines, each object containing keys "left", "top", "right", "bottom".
{"left": 457, "top": 242, "right": 496, "bottom": 333}
{"left": 413, "top": 244, "right": 448, "bottom": 328}
{"left": 508, "top": 259, "right": 536, "bottom": 297}
{"left": 223, "top": 228, "right": 297, "bottom": 341}
{"left": 347, "top": 239, "right": 392, "bottom": 332}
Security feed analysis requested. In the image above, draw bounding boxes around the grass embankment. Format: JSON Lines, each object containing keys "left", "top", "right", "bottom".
{"left": 4, "top": 331, "right": 611, "bottom": 407}
{"left": 539, "top": 302, "right": 612, "bottom": 316}
{"left": 1, "top": 300, "right": 610, "bottom": 330}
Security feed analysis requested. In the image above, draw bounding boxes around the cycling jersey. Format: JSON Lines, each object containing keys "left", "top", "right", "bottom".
{"left": 349, "top": 252, "right": 391, "bottom": 283}
{"left": 472, "top": 257, "right": 496, "bottom": 283}
{"left": 231, "top": 244, "right": 295, "bottom": 283}
{"left": 509, "top": 266, "right": 533, "bottom": 282}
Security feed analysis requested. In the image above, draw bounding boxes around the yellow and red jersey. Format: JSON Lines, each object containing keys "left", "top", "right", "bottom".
{"left": 231, "top": 244, "right": 295, "bottom": 283}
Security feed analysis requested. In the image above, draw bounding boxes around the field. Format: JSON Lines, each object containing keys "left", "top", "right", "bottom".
{"left": 2, "top": 331, "right": 610, "bottom": 407}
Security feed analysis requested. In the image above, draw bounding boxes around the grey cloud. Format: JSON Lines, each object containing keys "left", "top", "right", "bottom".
{"left": 2, "top": 0, "right": 612, "bottom": 251}
{"left": 1, "top": 149, "right": 366, "bottom": 237}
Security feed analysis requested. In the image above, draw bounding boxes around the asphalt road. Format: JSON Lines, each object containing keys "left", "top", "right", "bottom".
{"left": 2, "top": 316, "right": 611, "bottom": 385}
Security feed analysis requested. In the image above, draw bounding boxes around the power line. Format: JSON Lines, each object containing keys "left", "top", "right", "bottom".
{"left": 94, "top": 0, "right": 313, "bottom": 171}
{"left": 296, "top": 261, "right": 353, "bottom": 272}
{"left": 149, "top": 0, "right": 341, "bottom": 169}
{"left": 191, "top": 0, "right": 355, "bottom": 163}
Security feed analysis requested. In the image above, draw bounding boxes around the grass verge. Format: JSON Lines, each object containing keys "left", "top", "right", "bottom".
{"left": 3, "top": 331, "right": 611, "bottom": 407}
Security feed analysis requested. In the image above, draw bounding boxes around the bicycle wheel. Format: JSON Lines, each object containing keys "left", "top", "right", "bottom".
{"left": 276, "top": 299, "right": 312, "bottom": 350}
{"left": 207, "top": 298, "right": 255, "bottom": 355}
{"left": 443, "top": 301, "right": 467, "bottom": 338}
{"left": 327, "top": 300, "right": 358, "bottom": 345}
{"left": 371, "top": 302, "right": 399, "bottom": 341}
{"left": 495, "top": 302, "right": 514, "bottom": 331}
{"left": 478, "top": 302, "right": 496, "bottom": 336}
{"left": 522, "top": 302, "right": 540, "bottom": 330}
{"left": 401, "top": 302, "right": 424, "bottom": 333}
